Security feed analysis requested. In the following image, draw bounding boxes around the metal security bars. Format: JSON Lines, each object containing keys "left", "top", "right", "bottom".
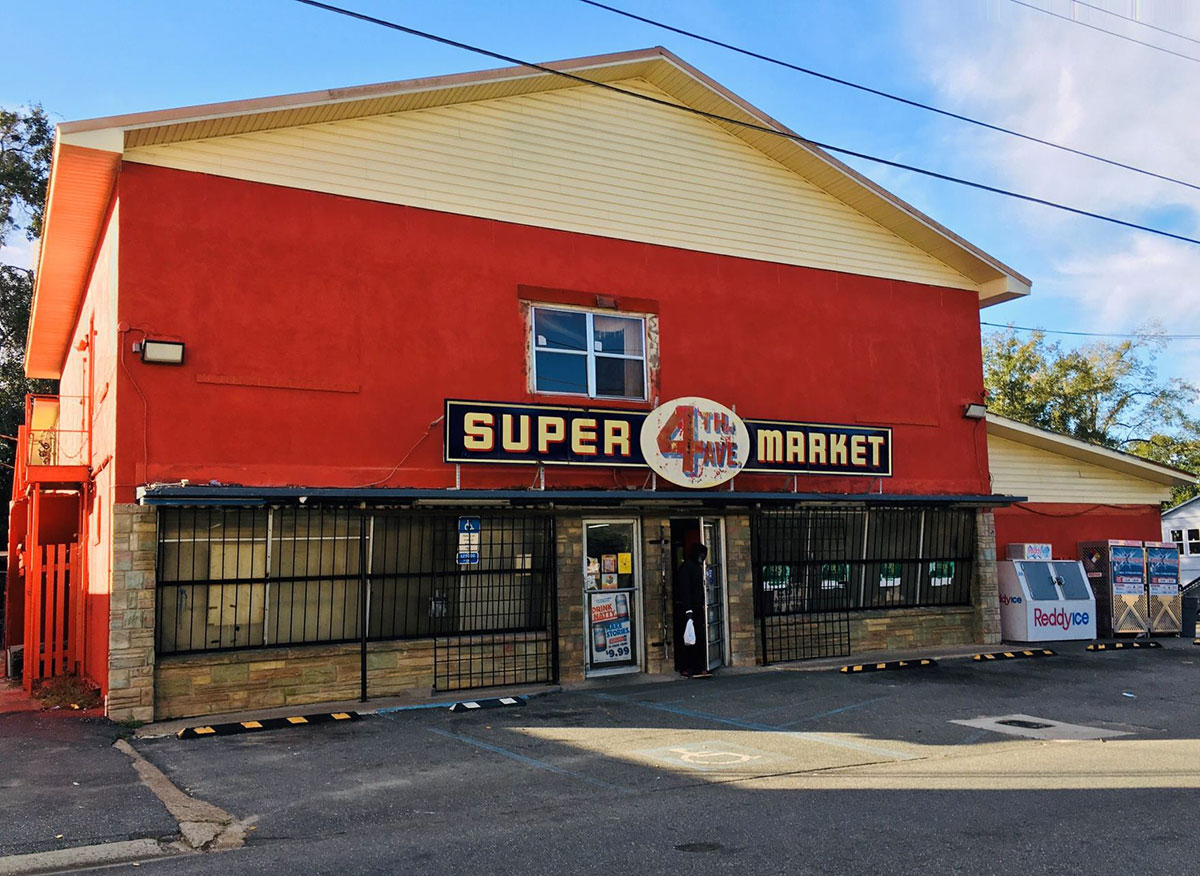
{"left": 752, "top": 507, "right": 976, "bottom": 663}
{"left": 156, "top": 508, "right": 558, "bottom": 691}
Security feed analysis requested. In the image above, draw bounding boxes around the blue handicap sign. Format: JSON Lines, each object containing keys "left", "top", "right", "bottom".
{"left": 458, "top": 516, "right": 481, "bottom": 534}
{"left": 456, "top": 551, "right": 480, "bottom": 565}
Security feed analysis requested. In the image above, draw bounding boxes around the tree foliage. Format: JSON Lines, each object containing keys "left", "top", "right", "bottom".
{"left": 983, "top": 328, "right": 1198, "bottom": 449}
{"left": 983, "top": 327, "right": 1200, "bottom": 508}
{"left": 0, "top": 106, "right": 55, "bottom": 520}
{"left": 1, "top": 105, "right": 53, "bottom": 246}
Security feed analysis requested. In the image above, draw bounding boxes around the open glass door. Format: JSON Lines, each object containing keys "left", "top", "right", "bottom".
{"left": 700, "top": 518, "right": 726, "bottom": 671}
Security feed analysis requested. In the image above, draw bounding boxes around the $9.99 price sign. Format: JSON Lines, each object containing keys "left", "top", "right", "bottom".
{"left": 590, "top": 592, "right": 632, "bottom": 664}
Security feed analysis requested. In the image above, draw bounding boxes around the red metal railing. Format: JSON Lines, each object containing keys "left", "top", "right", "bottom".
{"left": 14, "top": 394, "right": 89, "bottom": 497}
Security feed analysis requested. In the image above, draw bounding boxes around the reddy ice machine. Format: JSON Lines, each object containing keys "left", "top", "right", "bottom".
{"left": 997, "top": 559, "right": 1097, "bottom": 642}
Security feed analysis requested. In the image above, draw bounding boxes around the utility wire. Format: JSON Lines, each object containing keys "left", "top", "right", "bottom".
{"left": 981, "top": 321, "right": 1200, "bottom": 340}
{"left": 1008, "top": 0, "right": 1200, "bottom": 64}
{"left": 1068, "top": 0, "right": 1200, "bottom": 47}
{"left": 577, "top": 0, "right": 1200, "bottom": 194}
{"left": 291, "top": 0, "right": 1200, "bottom": 248}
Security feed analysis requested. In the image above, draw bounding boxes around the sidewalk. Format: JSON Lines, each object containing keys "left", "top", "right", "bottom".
{"left": 135, "top": 640, "right": 999, "bottom": 737}
{"left": 0, "top": 682, "right": 179, "bottom": 859}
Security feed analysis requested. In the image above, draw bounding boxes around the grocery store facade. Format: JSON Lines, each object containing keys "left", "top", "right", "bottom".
{"left": 7, "top": 49, "right": 1035, "bottom": 721}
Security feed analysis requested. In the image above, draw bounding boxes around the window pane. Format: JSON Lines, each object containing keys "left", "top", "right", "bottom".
{"left": 592, "top": 315, "right": 644, "bottom": 355}
{"left": 595, "top": 355, "right": 645, "bottom": 398}
{"left": 533, "top": 308, "right": 587, "bottom": 351}
{"left": 1170, "top": 529, "right": 1183, "bottom": 541}
{"left": 584, "top": 521, "right": 638, "bottom": 590}
{"left": 535, "top": 351, "right": 588, "bottom": 394}
{"left": 1190, "top": 542, "right": 1200, "bottom": 555}
{"left": 1189, "top": 529, "right": 1200, "bottom": 540}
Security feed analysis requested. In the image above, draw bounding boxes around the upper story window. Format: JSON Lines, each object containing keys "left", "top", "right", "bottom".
{"left": 1171, "top": 529, "right": 1185, "bottom": 555}
{"left": 531, "top": 306, "right": 646, "bottom": 400}
{"left": 1189, "top": 528, "right": 1200, "bottom": 555}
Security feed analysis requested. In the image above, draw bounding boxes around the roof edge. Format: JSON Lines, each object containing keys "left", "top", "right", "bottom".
{"left": 986, "top": 413, "right": 1197, "bottom": 486}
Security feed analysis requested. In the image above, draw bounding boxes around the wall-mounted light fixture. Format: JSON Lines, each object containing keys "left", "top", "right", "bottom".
{"left": 963, "top": 402, "right": 987, "bottom": 420}
{"left": 136, "top": 340, "right": 185, "bottom": 365}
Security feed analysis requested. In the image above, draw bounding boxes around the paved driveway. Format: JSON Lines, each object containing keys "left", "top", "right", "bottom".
{"left": 124, "top": 640, "right": 1200, "bottom": 875}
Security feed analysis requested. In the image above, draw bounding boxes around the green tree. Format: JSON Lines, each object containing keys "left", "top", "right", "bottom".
{"left": 983, "top": 327, "right": 1198, "bottom": 449}
{"left": 983, "top": 327, "right": 1200, "bottom": 508}
{"left": 1127, "top": 434, "right": 1200, "bottom": 508}
{"left": 0, "top": 106, "right": 56, "bottom": 527}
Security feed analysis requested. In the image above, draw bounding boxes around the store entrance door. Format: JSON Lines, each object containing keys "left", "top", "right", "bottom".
{"left": 671, "top": 517, "right": 727, "bottom": 672}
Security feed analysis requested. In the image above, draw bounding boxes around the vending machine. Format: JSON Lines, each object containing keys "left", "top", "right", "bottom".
{"left": 1078, "top": 540, "right": 1149, "bottom": 637}
{"left": 997, "top": 559, "right": 1096, "bottom": 642}
{"left": 1145, "top": 542, "right": 1182, "bottom": 635}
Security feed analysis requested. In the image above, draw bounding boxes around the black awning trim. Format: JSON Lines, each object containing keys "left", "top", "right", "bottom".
{"left": 137, "top": 485, "right": 1024, "bottom": 508}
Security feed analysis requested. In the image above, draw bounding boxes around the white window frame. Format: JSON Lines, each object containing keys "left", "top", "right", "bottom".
{"left": 530, "top": 305, "right": 648, "bottom": 401}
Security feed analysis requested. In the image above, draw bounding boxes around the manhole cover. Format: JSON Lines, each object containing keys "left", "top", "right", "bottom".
{"left": 950, "top": 714, "right": 1131, "bottom": 740}
{"left": 676, "top": 842, "right": 723, "bottom": 853}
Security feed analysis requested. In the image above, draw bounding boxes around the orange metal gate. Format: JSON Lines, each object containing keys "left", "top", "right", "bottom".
{"left": 22, "top": 543, "right": 79, "bottom": 692}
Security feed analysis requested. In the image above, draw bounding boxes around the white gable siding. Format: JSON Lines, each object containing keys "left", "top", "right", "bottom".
{"left": 989, "top": 435, "right": 1173, "bottom": 504}
{"left": 123, "top": 78, "right": 976, "bottom": 291}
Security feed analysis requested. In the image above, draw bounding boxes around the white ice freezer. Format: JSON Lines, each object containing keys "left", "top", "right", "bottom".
{"left": 997, "top": 560, "right": 1097, "bottom": 642}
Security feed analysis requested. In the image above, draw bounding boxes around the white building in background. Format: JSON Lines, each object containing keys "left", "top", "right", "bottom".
{"left": 1162, "top": 495, "right": 1200, "bottom": 587}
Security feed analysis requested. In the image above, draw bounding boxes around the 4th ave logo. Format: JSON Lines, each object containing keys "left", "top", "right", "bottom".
{"left": 639, "top": 397, "right": 749, "bottom": 488}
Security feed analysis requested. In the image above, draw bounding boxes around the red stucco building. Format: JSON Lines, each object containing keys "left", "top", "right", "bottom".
{"left": 5, "top": 49, "right": 1080, "bottom": 721}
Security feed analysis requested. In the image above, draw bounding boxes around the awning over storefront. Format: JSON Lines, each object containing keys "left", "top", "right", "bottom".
{"left": 137, "top": 484, "right": 1025, "bottom": 508}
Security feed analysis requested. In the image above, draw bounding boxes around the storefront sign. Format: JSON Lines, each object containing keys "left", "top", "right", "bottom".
{"left": 589, "top": 592, "right": 632, "bottom": 664}
{"left": 640, "top": 397, "right": 749, "bottom": 488}
{"left": 444, "top": 399, "right": 891, "bottom": 481}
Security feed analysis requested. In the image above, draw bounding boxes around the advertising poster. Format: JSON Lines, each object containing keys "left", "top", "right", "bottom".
{"left": 929, "top": 560, "right": 955, "bottom": 587}
{"left": 879, "top": 562, "right": 901, "bottom": 589}
{"left": 590, "top": 592, "right": 632, "bottom": 665}
{"left": 1111, "top": 545, "right": 1147, "bottom": 596}
{"left": 1147, "top": 546, "right": 1180, "bottom": 597}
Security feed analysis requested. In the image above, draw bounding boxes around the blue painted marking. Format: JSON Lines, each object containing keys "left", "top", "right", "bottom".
{"left": 375, "top": 702, "right": 462, "bottom": 714}
{"left": 429, "top": 728, "right": 627, "bottom": 792}
{"left": 776, "top": 697, "right": 889, "bottom": 728}
{"left": 586, "top": 692, "right": 916, "bottom": 761}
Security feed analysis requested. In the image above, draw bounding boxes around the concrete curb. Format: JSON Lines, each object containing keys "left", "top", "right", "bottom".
{"left": 0, "top": 838, "right": 181, "bottom": 875}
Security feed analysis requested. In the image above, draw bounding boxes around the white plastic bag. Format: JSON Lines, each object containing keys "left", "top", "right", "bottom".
{"left": 683, "top": 617, "right": 696, "bottom": 646}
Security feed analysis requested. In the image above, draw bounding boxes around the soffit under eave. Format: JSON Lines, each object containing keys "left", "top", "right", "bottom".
{"left": 119, "top": 57, "right": 663, "bottom": 150}
{"left": 25, "top": 142, "right": 120, "bottom": 380}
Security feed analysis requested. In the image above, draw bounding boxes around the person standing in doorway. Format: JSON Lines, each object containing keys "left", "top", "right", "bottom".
{"left": 674, "top": 542, "right": 711, "bottom": 678}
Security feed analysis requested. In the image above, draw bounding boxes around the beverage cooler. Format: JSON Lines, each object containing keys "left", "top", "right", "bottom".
{"left": 1145, "top": 542, "right": 1182, "bottom": 635}
{"left": 1078, "top": 540, "right": 1149, "bottom": 637}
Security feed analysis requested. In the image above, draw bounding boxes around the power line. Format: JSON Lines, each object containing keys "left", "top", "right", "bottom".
{"left": 1069, "top": 0, "right": 1200, "bottom": 47}
{"left": 577, "top": 0, "right": 1200, "bottom": 194}
{"left": 1008, "top": 0, "right": 1200, "bottom": 64}
{"left": 981, "top": 321, "right": 1200, "bottom": 340}
{"left": 290, "top": 0, "right": 1200, "bottom": 248}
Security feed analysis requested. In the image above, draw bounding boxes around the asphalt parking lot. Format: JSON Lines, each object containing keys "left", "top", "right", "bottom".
{"left": 104, "top": 638, "right": 1200, "bottom": 875}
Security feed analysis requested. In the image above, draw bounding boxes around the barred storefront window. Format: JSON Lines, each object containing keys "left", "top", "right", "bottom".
{"left": 156, "top": 507, "right": 554, "bottom": 656}
{"left": 754, "top": 506, "right": 976, "bottom": 615}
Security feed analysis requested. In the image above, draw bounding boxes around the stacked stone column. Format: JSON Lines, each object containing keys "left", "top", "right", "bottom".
{"left": 107, "top": 504, "right": 157, "bottom": 722}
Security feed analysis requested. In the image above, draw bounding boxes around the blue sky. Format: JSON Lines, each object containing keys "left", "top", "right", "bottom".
{"left": 4, "top": 0, "right": 1199, "bottom": 396}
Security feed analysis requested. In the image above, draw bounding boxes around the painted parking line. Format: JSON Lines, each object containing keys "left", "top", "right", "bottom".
{"left": 775, "top": 696, "right": 890, "bottom": 729}
{"left": 176, "top": 711, "right": 360, "bottom": 739}
{"left": 428, "top": 727, "right": 628, "bottom": 792}
{"left": 586, "top": 692, "right": 917, "bottom": 761}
